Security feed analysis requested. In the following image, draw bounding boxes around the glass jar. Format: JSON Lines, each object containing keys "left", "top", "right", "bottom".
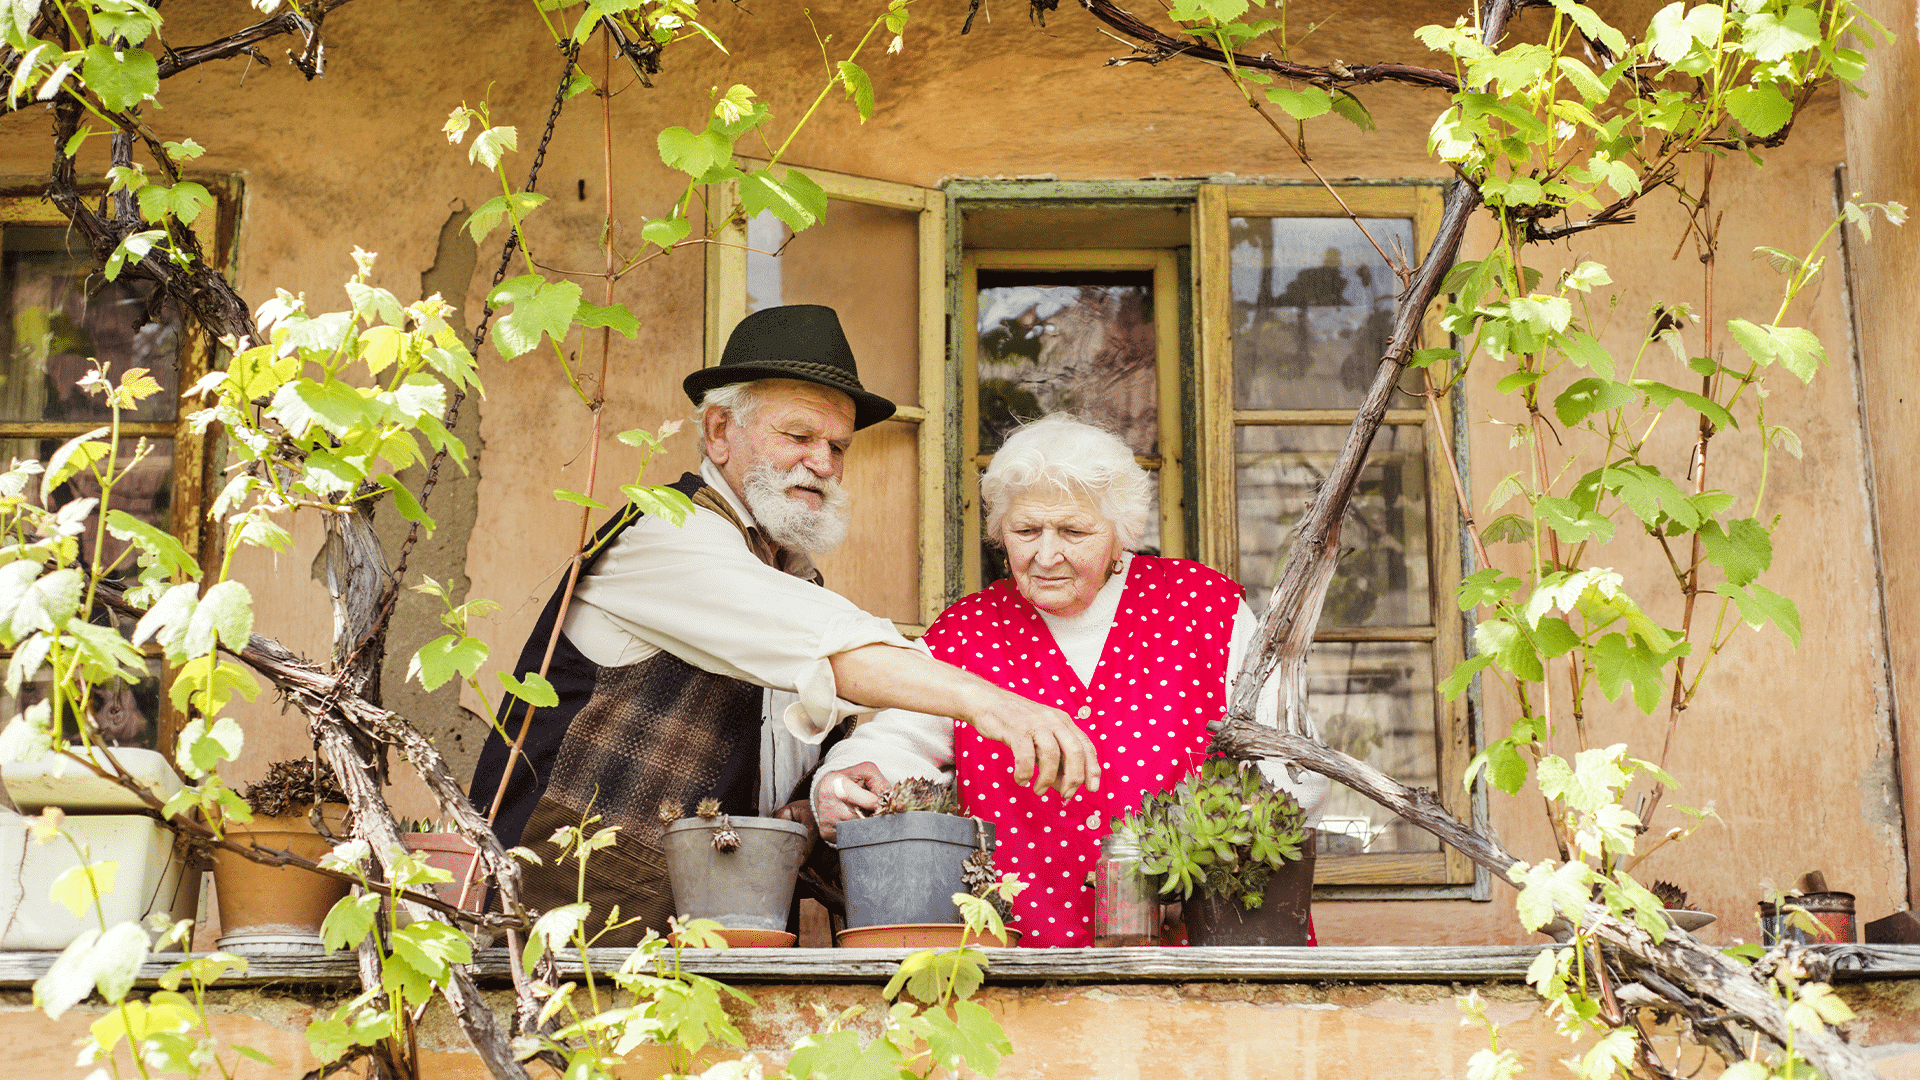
{"left": 1093, "top": 831, "right": 1159, "bottom": 947}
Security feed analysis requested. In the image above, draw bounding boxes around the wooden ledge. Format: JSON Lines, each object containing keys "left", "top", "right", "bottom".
{"left": 4, "top": 944, "right": 1920, "bottom": 991}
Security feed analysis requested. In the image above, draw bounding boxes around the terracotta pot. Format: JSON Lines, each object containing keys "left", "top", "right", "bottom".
{"left": 1183, "top": 831, "right": 1316, "bottom": 947}
{"left": 211, "top": 804, "right": 352, "bottom": 950}
{"left": 401, "top": 831, "right": 483, "bottom": 909}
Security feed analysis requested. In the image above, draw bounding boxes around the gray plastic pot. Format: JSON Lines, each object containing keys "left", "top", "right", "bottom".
{"left": 661, "top": 817, "right": 807, "bottom": 932}
{"left": 835, "top": 811, "right": 994, "bottom": 928}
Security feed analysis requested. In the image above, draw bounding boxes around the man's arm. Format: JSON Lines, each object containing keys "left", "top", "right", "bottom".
{"left": 828, "top": 642, "right": 1099, "bottom": 797}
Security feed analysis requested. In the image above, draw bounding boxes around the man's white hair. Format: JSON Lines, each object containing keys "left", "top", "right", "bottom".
{"left": 980, "top": 413, "right": 1152, "bottom": 549}
{"left": 695, "top": 381, "right": 773, "bottom": 460}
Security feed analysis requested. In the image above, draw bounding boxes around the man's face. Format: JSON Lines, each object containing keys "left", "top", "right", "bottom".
{"left": 705, "top": 379, "right": 858, "bottom": 551}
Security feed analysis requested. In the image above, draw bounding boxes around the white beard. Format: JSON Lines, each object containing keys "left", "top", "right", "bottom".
{"left": 741, "top": 462, "right": 851, "bottom": 554}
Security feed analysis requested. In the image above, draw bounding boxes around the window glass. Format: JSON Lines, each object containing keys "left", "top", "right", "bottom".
{"left": 1235, "top": 424, "right": 1430, "bottom": 626}
{"left": 974, "top": 271, "right": 1157, "bottom": 458}
{"left": 1304, "top": 640, "right": 1440, "bottom": 855}
{"left": 1229, "top": 216, "right": 1419, "bottom": 410}
{"left": 1, "top": 227, "right": 180, "bottom": 423}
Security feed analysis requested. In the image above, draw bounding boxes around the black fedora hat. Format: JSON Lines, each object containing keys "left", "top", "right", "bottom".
{"left": 684, "top": 305, "right": 897, "bottom": 430}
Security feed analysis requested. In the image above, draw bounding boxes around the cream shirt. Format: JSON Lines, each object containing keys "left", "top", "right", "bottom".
{"left": 562, "top": 459, "right": 917, "bottom": 812}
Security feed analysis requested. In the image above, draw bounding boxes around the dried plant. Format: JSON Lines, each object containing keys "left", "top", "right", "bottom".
{"left": 239, "top": 758, "right": 350, "bottom": 818}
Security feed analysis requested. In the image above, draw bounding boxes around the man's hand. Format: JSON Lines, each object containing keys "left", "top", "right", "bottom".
{"left": 814, "top": 761, "right": 888, "bottom": 841}
{"left": 966, "top": 689, "right": 1101, "bottom": 798}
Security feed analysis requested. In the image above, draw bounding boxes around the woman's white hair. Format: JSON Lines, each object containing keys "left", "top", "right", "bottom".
{"left": 980, "top": 414, "right": 1152, "bottom": 549}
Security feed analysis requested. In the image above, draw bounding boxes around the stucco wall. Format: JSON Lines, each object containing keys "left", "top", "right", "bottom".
{"left": 0, "top": 0, "right": 1902, "bottom": 947}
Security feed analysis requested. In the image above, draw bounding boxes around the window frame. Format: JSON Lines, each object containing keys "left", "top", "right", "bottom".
{"left": 704, "top": 163, "right": 949, "bottom": 634}
{"left": 0, "top": 176, "right": 239, "bottom": 756}
{"left": 1195, "top": 182, "right": 1475, "bottom": 890}
{"left": 958, "top": 247, "right": 1185, "bottom": 593}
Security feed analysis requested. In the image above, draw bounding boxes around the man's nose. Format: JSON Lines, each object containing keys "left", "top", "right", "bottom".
{"left": 800, "top": 441, "right": 836, "bottom": 477}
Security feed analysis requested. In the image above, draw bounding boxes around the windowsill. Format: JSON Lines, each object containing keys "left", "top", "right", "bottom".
{"left": 2, "top": 944, "right": 1917, "bottom": 990}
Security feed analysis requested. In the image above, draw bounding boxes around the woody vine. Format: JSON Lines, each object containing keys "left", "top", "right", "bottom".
{"left": 0, "top": 0, "right": 1901, "bottom": 1078}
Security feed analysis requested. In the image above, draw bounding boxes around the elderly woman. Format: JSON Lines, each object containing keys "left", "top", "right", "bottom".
{"left": 814, "top": 414, "right": 1326, "bottom": 947}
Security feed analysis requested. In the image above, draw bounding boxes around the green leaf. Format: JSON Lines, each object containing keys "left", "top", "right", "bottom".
{"left": 0, "top": 1, "right": 40, "bottom": 49}
{"left": 1561, "top": 331, "right": 1614, "bottom": 379}
{"left": 1457, "top": 567, "right": 1523, "bottom": 610}
{"left": 1494, "top": 370, "right": 1544, "bottom": 395}
{"left": 487, "top": 275, "right": 582, "bottom": 360}
{"left": 321, "top": 894, "right": 380, "bottom": 953}
{"left": 1546, "top": 0, "right": 1626, "bottom": 55}
{"left": 1714, "top": 582, "right": 1801, "bottom": 646}
{"left": 1633, "top": 379, "right": 1737, "bottom": 430}
{"left": 553, "top": 488, "right": 608, "bottom": 510}
{"left": 42, "top": 428, "right": 111, "bottom": 498}
{"left": 1408, "top": 347, "right": 1458, "bottom": 370}
{"left": 498, "top": 670, "right": 559, "bottom": 709}
{"left": 185, "top": 580, "right": 254, "bottom": 656}
{"left": 388, "top": 920, "right": 472, "bottom": 982}
{"left": 1480, "top": 513, "right": 1531, "bottom": 545}
{"left": 574, "top": 300, "right": 638, "bottom": 337}
{"left": 657, "top": 124, "right": 735, "bottom": 184}
{"left": 739, "top": 167, "right": 828, "bottom": 234}
{"left": 642, "top": 217, "right": 692, "bottom": 250}
{"left": 1600, "top": 461, "right": 1694, "bottom": 529}
{"left": 270, "top": 378, "right": 373, "bottom": 440}
{"left": 524, "top": 902, "right": 590, "bottom": 971}
{"left": 465, "top": 191, "right": 547, "bottom": 244}
{"left": 81, "top": 42, "right": 158, "bottom": 111}
{"left": 175, "top": 715, "right": 244, "bottom": 778}
{"left": 1329, "top": 90, "right": 1376, "bottom": 130}
{"left": 1441, "top": 653, "right": 1497, "bottom": 700}
{"left": 836, "top": 59, "right": 875, "bottom": 120}
{"left": 1465, "top": 737, "right": 1530, "bottom": 795}
{"left": 1727, "top": 319, "right": 1826, "bottom": 383}
{"left": 1509, "top": 859, "right": 1591, "bottom": 931}
{"left": 1592, "top": 632, "right": 1682, "bottom": 713}
{"left": 469, "top": 125, "right": 517, "bottom": 169}
{"left": 1555, "top": 56, "right": 1608, "bottom": 102}
{"left": 1554, "top": 377, "right": 1636, "bottom": 427}
{"left": 1741, "top": 6, "right": 1820, "bottom": 62}
{"left": 1265, "top": 85, "right": 1332, "bottom": 120}
{"left": 786, "top": 1028, "right": 907, "bottom": 1080}
{"left": 408, "top": 634, "right": 489, "bottom": 692}
{"left": 1698, "top": 517, "right": 1771, "bottom": 586}
{"left": 377, "top": 474, "right": 436, "bottom": 534}
{"left": 167, "top": 655, "right": 261, "bottom": 716}
{"left": 1725, "top": 82, "right": 1792, "bottom": 139}
{"left": 105, "top": 509, "right": 200, "bottom": 579}
{"left": 1475, "top": 618, "right": 1543, "bottom": 683}
{"left": 926, "top": 1000, "right": 1012, "bottom": 1076}
{"left": 11, "top": 568, "right": 81, "bottom": 639}
{"left": 50, "top": 861, "right": 116, "bottom": 918}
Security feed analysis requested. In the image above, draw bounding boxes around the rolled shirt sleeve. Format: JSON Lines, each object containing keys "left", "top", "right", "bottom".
{"left": 562, "top": 483, "right": 914, "bottom": 742}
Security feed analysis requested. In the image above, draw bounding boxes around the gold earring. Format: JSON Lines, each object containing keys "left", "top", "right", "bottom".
{"left": 1109, "top": 558, "right": 1124, "bottom": 575}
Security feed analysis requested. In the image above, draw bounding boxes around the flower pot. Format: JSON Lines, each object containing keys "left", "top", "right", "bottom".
{"left": 1183, "top": 831, "right": 1315, "bottom": 947}
{"left": 0, "top": 811, "right": 199, "bottom": 950}
{"left": 401, "top": 831, "right": 483, "bottom": 909}
{"left": 835, "top": 811, "right": 994, "bottom": 929}
{"left": 661, "top": 816, "right": 807, "bottom": 932}
{"left": 211, "top": 804, "right": 352, "bottom": 953}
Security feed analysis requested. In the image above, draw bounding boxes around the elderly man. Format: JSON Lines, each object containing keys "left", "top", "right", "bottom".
{"left": 469, "top": 304, "right": 1098, "bottom": 939}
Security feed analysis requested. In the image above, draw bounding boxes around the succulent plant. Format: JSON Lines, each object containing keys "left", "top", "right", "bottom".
{"left": 695, "top": 797, "right": 723, "bottom": 820}
{"left": 657, "top": 798, "right": 684, "bottom": 824}
{"left": 875, "top": 776, "right": 959, "bottom": 816}
{"left": 1113, "top": 755, "right": 1306, "bottom": 909}
{"left": 710, "top": 813, "right": 740, "bottom": 853}
{"left": 1651, "top": 880, "right": 1691, "bottom": 911}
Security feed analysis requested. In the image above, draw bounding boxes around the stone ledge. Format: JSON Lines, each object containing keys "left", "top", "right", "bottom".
{"left": 3, "top": 943, "right": 1917, "bottom": 989}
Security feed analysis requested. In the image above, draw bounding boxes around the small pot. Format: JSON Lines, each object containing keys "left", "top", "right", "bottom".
{"left": 836, "top": 811, "right": 993, "bottom": 928}
{"left": 1183, "top": 831, "right": 1315, "bottom": 947}
{"left": 662, "top": 816, "right": 807, "bottom": 932}
{"left": 401, "top": 831, "right": 483, "bottom": 909}
{"left": 211, "top": 804, "right": 352, "bottom": 953}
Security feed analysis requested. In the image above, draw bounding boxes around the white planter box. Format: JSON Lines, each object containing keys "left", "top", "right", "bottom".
{"left": 0, "top": 813, "right": 198, "bottom": 950}
{"left": 2, "top": 746, "right": 180, "bottom": 813}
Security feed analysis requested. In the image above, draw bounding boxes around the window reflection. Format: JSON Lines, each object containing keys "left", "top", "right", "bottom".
{"left": 1304, "top": 641, "right": 1439, "bottom": 855}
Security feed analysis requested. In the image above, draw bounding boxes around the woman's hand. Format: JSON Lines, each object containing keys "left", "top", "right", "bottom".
{"left": 813, "top": 761, "right": 888, "bottom": 841}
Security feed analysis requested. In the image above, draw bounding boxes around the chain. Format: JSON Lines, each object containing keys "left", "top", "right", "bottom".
{"left": 353, "top": 40, "right": 583, "bottom": 663}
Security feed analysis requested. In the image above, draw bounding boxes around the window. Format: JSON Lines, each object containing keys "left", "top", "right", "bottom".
{"left": 1195, "top": 183, "right": 1471, "bottom": 889}
{"left": 705, "top": 164, "right": 947, "bottom": 633}
{"left": 709, "top": 176, "right": 1471, "bottom": 893}
{"left": 0, "top": 184, "right": 235, "bottom": 755}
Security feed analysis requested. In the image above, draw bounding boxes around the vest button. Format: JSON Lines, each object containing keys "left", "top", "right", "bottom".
{"left": 1084, "top": 811, "right": 1101, "bottom": 830}
{"left": 1075, "top": 705, "right": 1091, "bottom": 720}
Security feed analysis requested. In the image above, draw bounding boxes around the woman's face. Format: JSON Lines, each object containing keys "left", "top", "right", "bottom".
{"left": 1001, "top": 488, "right": 1126, "bottom": 618}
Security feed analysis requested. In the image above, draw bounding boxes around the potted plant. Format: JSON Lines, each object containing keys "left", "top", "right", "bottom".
{"left": 1114, "top": 756, "right": 1313, "bottom": 947}
{"left": 209, "top": 758, "right": 354, "bottom": 953}
{"left": 399, "top": 817, "right": 483, "bottom": 910}
{"left": 660, "top": 798, "right": 808, "bottom": 946}
{"left": 0, "top": 745, "right": 199, "bottom": 950}
{"left": 833, "top": 778, "right": 1014, "bottom": 947}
